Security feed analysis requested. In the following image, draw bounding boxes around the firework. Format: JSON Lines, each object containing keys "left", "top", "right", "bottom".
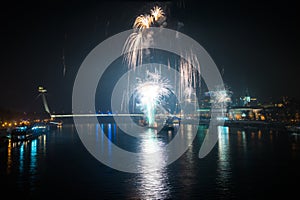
{"left": 122, "top": 6, "right": 202, "bottom": 120}
{"left": 151, "top": 6, "right": 165, "bottom": 22}
{"left": 135, "top": 69, "right": 172, "bottom": 127}
{"left": 214, "top": 90, "right": 231, "bottom": 104}
{"left": 206, "top": 86, "right": 232, "bottom": 116}
{"left": 123, "top": 6, "right": 166, "bottom": 70}
{"left": 178, "top": 50, "right": 201, "bottom": 105}
{"left": 208, "top": 87, "right": 232, "bottom": 105}
{"left": 122, "top": 32, "right": 144, "bottom": 70}
{"left": 133, "top": 14, "right": 153, "bottom": 31}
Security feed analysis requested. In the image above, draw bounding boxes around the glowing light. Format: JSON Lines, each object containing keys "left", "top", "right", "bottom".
{"left": 135, "top": 69, "right": 172, "bottom": 127}
{"left": 151, "top": 6, "right": 165, "bottom": 21}
{"left": 133, "top": 14, "right": 153, "bottom": 31}
{"left": 123, "top": 6, "right": 166, "bottom": 70}
{"left": 38, "top": 86, "right": 47, "bottom": 93}
{"left": 178, "top": 52, "right": 201, "bottom": 102}
{"left": 122, "top": 32, "right": 145, "bottom": 70}
{"left": 207, "top": 87, "right": 232, "bottom": 106}
{"left": 121, "top": 5, "right": 202, "bottom": 121}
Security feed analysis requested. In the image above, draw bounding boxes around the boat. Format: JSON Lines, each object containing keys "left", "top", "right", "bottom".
{"left": 161, "top": 116, "right": 181, "bottom": 131}
{"left": 9, "top": 122, "right": 50, "bottom": 141}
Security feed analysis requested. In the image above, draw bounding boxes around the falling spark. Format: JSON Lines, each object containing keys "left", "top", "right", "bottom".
{"left": 121, "top": 6, "right": 201, "bottom": 120}
{"left": 123, "top": 6, "right": 166, "bottom": 70}
{"left": 122, "top": 32, "right": 144, "bottom": 70}
{"left": 178, "top": 50, "right": 201, "bottom": 102}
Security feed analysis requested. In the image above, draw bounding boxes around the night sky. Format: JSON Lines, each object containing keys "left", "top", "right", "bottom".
{"left": 1, "top": 0, "right": 299, "bottom": 114}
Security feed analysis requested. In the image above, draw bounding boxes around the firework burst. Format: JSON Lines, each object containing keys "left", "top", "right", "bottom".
{"left": 206, "top": 86, "right": 232, "bottom": 116}
{"left": 121, "top": 5, "right": 202, "bottom": 120}
{"left": 133, "top": 14, "right": 154, "bottom": 31}
{"left": 150, "top": 6, "right": 165, "bottom": 21}
{"left": 123, "top": 6, "right": 166, "bottom": 70}
{"left": 135, "top": 69, "right": 172, "bottom": 127}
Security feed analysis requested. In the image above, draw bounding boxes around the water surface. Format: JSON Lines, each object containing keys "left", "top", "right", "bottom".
{"left": 1, "top": 123, "right": 299, "bottom": 199}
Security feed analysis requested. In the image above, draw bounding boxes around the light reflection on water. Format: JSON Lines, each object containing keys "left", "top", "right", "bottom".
{"left": 217, "top": 126, "right": 233, "bottom": 197}
{"left": 96, "top": 124, "right": 171, "bottom": 199}
{"left": 5, "top": 134, "right": 47, "bottom": 193}
{"left": 6, "top": 139, "right": 12, "bottom": 174}
{"left": 1, "top": 123, "right": 300, "bottom": 199}
{"left": 135, "top": 128, "right": 170, "bottom": 199}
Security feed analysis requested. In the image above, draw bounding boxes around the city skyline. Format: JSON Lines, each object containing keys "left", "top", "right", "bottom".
{"left": 0, "top": 0, "right": 299, "bottom": 113}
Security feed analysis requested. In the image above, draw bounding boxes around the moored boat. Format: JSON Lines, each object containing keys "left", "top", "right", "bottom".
{"left": 161, "top": 116, "right": 181, "bottom": 131}
{"left": 9, "top": 122, "right": 49, "bottom": 141}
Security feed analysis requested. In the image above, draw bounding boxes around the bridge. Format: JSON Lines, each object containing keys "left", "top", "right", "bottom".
{"left": 50, "top": 113, "right": 144, "bottom": 118}
{"left": 38, "top": 86, "right": 202, "bottom": 123}
{"left": 38, "top": 86, "right": 160, "bottom": 119}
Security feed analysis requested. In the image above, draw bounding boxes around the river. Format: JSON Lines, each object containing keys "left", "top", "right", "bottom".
{"left": 0, "top": 122, "right": 299, "bottom": 199}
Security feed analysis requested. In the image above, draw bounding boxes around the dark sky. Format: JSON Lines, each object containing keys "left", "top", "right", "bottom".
{"left": 0, "top": 0, "right": 299, "bottom": 113}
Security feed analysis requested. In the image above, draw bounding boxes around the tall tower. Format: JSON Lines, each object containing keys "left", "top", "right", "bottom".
{"left": 38, "top": 86, "right": 51, "bottom": 115}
